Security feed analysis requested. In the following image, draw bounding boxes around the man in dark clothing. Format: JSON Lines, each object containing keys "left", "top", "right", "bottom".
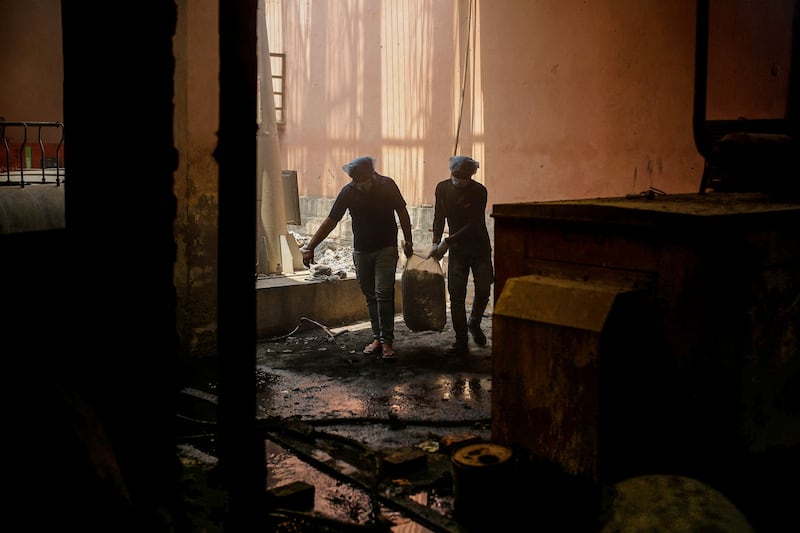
{"left": 429, "top": 156, "right": 494, "bottom": 354}
{"left": 301, "top": 156, "right": 414, "bottom": 359}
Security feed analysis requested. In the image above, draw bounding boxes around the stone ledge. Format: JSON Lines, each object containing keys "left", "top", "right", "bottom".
{"left": 256, "top": 272, "right": 402, "bottom": 340}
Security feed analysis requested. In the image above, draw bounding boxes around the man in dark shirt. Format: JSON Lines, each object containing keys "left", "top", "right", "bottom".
{"left": 301, "top": 156, "right": 414, "bottom": 359}
{"left": 429, "top": 156, "right": 494, "bottom": 354}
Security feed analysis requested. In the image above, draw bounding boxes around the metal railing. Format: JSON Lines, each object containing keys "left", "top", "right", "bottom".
{"left": 0, "top": 121, "right": 65, "bottom": 187}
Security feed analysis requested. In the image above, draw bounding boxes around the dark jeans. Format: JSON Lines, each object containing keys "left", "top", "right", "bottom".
{"left": 446, "top": 252, "right": 494, "bottom": 343}
{"left": 353, "top": 245, "right": 399, "bottom": 343}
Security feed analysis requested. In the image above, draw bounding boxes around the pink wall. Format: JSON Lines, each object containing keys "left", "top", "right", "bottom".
{"left": 0, "top": 0, "right": 63, "bottom": 145}
{"left": 3, "top": 0, "right": 793, "bottom": 207}
{"left": 706, "top": 0, "right": 794, "bottom": 120}
{"left": 273, "top": 0, "right": 704, "bottom": 207}
{"left": 479, "top": 0, "right": 702, "bottom": 203}
{"left": 0, "top": 0, "right": 62, "bottom": 122}
{"left": 274, "top": 0, "right": 467, "bottom": 206}
{"left": 272, "top": 0, "right": 793, "bottom": 207}
{"left": 273, "top": 1, "right": 477, "bottom": 204}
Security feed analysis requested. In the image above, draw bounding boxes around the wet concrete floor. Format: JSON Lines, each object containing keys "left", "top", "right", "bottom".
{"left": 255, "top": 313, "right": 495, "bottom": 532}
{"left": 257, "top": 315, "right": 492, "bottom": 442}
{"left": 178, "top": 303, "right": 500, "bottom": 532}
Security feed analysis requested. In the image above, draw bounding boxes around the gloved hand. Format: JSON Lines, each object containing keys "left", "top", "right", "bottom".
{"left": 403, "top": 241, "right": 414, "bottom": 258}
{"left": 429, "top": 240, "right": 449, "bottom": 260}
{"left": 300, "top": 245, "right": 315, "bottom": 268}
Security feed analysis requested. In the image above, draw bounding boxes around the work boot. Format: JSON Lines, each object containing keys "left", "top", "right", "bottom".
{"left": 448, "top": 338, "right": 469, "bottom": 355}
{"left": 468, "top": 320, "right": 487, "bottom": 346}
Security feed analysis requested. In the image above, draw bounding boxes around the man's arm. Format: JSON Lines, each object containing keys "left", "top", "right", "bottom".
{"left": 301, "top": 217, "right": 338, "bottom": 266}
{"left": 396, "top": 205, "right": 414, "bottom": 257}
{"left": 431, "top": 184, "right": 446, "bottom": 244}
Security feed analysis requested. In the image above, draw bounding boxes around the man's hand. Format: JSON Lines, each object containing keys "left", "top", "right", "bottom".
{"left": 300, "top": 245, "right": 315, "bottom": 267}
{"left": 429, "top": 240, "right": 448, "bottom": 260}
{"left": 403, "top": 241, "right": 414, "bottom": 258}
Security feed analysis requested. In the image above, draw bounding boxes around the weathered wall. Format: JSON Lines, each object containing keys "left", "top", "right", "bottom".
{"left": 480, "top": 0, "right": 702, "bottom": 202}
{"left": 273, "top": 0, "right": 702, "bottom": 208}
{"left": 173, "top": 0, "right": 221, "bottom": 356}
{"left": 0, "top": 0, "right": 62, "bottom": 133}
{"left": 274, "top": 0, "right": 792, "bottom": 208}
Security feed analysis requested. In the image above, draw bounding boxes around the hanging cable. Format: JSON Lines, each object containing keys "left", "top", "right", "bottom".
{"left": 453, "top": 0, "right": 474, "bottom": 156}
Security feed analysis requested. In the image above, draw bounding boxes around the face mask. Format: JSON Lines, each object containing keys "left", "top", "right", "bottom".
{"left": 451, "top": 176, "right": 470, "bottom": 189}
{"left": 354, "top": 179, "right": 373, "bottom": 193}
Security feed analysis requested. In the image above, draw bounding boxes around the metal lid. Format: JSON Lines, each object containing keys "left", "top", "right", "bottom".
{"left": 452, "top": 442, "right": 513, "bottom": 469}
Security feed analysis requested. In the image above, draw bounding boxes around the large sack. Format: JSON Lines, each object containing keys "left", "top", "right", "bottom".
{"left": 401, "top": 254, "right": 446, "bottom": 332}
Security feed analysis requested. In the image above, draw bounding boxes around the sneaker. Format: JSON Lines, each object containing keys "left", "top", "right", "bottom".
{"left": 468, "top": 321, "right": 487, "bottom": 346}
{"left": 448, "top": 340, "right": 469, "bottom": 355}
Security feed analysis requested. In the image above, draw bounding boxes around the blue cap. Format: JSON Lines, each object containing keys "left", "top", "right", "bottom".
{"left": 342, "top": 156, "right": 376, "bottom": 179}
{"left": 449, "top": 156, "right": 479, "bottom": 175}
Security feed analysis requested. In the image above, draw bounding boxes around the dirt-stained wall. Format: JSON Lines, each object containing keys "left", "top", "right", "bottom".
{"left": 0, "top": 0, "right": 62, "bottom": 124}
{"left": 0, "top": 0, "right": 63, "bottom": 147}
{"left": 480, "top": 0, "right": 702, "bottom": 202}
{"left": 274, "top": 0, "right": 793, "bottom": 207}
{"left": 274, "top": 0, "right": 705, "bottom": 208}
{"left": 173, "top": 0, "right": 220, "bottom": 356}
